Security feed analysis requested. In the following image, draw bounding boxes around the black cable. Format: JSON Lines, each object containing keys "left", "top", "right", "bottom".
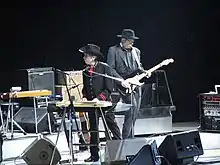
{"left": 187, "top": 144, "right": 201, "bottom": 162}
{"left": 156, "top": 155, "right": 172, "bottom": 165}
{"left": 13, "top": 155, "right": 20, "bottom": 165}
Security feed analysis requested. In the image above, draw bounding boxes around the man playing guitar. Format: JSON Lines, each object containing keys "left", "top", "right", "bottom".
{"left": 107, "top": 29, "right": 174, "bottom": 139}
{"left": 107, "top": 29, "right": 148, "bottom": 139}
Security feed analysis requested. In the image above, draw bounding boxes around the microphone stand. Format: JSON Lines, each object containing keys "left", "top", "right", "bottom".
{"left": 48, "top": 83, "right": 82, "bottom": 165}
{"left": 91, "top": 71, "right": 124, "bottom": 83}
{"left": 56, "top": 69, "right": 80, "bottom": 164}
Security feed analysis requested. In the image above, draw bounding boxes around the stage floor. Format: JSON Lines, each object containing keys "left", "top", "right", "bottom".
{"left": 1, "top": 121, "right": 220, "bottom": 165}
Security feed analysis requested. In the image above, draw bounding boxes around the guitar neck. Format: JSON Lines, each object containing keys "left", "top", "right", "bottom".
{"left": 138, "top": 63, "right": 163, "bottom": 80}
{"left": 92, "top": 71, "right": 124, "bottom": 83}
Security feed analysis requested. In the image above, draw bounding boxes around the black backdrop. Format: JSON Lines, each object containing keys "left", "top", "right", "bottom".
{"left": 0, "top": 0, "right": 219, "bottom": 122}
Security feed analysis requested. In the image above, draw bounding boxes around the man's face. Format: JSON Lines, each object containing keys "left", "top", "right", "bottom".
{"left": 122, "top": 39, "right": 134, "bottom": 49}
{"left": 83, "top": 53, "right": 96, "bottom": 65}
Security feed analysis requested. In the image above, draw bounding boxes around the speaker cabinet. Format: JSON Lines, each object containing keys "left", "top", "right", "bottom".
{"left": 158, "top": 130, "right": 204, "bottom": 165}
{"left": 128, "top": 140, "right": 161, "bottom": 165}
{"left": 198, "top": 93, "right": 220, "bottom": 132}
{"left": 104, "top": 138, "right": 160, "bottom": 165}
{"left": 12, "top": 107, "right": 55, "bottom": 133}
{"left": 21, "top": 136, "right": 61, "bottom": 165}
{"left": 201, "top": 116, "right": 220, "bottom": 131}
{"left": 28, "top": 67, "right": 65, "bottom": 95}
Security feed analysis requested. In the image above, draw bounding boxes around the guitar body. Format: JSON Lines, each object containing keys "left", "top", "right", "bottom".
{"left": 117, "top": 70, "right": 144, "bottom": 95}
{"left": 122, "top": 69, "right": 142, "bottom": 80}
{"left": 117, "top": 58, "right": 174, "bottom": 96}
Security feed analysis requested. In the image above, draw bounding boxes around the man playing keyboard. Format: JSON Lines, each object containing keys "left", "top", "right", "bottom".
{"left": 79, "top": 44, "right": 129, "bottom": 162}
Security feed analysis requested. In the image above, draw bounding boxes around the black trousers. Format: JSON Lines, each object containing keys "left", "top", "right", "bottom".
{"left": 121, "top": 87, "right": 142, "bottom": 139}
{"left": 88, "top": 109, "right": 121, "bottom": 158}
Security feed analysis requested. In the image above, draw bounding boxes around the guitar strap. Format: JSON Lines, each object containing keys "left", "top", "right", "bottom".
{"left": 131, "top": 47, "right": 141, "bottom": 69}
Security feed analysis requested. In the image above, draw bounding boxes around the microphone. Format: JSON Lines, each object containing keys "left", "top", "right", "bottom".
{"left": 99, "top": 62, "right": 111, "bottom": 68}
{"left": 55, "top": 68, "right": 70, "bottom": 75}
{"left": 82, "top": 66, "right": 90, "bottom": 71}
{"left": 56, "top": 66, "right": 89, "bottom": 75}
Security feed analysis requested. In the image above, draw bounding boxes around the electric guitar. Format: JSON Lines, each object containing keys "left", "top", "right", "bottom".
{"left": 121, "top": 58, "right": 174, "bottom": 94}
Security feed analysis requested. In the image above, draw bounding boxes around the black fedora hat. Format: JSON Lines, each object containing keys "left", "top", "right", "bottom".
{"left": 117, "top": 29, "right": 139, "bottom": 40}
{"left": 79, "top": 44, "right": 104, "bottom": 59}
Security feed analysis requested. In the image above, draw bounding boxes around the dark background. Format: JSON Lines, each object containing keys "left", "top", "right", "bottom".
{"left": 0, "top": 0, "right": 219, "bottom": 122}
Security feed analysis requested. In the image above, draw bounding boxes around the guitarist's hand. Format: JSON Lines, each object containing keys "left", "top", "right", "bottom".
{"left": 121, "top": 80, "right": 133, "bottom": 94}
{"left": 121, "top": 80, "right": 131, "bottom": 89}
{"left": 146, "top": 72, "right": 152, "bottom": 78}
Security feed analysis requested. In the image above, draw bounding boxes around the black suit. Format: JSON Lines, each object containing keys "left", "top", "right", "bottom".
{"left": 107, "top": 44, "right": 142, "bottom": 79}
{"left": 107, "top": 44, "right": 142, "bottom": 139}
{"left": 82, "top": 62, "right": 121, "bottom": 159}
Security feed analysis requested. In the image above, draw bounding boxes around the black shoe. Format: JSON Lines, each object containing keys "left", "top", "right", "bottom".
{"left": 84, "top": 156, "right": 99, "bottom": 162}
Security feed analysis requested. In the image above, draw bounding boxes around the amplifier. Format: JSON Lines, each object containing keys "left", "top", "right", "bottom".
{"left": 104, "top": 138, "right": 160, "bottom": 165}
{"left": 199, "top": 94, "right": 220, "bottom": 117}
{"left": 28, "top": 67, "right": 65, "bottom": 96}
{"left": 201, "top": 116, "right": 220, "bottom": 131}
{"left": 199, "top": 93, "right": 220, "bottom": 132}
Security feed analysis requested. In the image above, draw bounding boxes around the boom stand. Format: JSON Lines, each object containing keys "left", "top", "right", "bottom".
{"left": 130, "top": 85, "right": 137, "bottom": 139}
{"left": 60, "top": 71, "right": 81, "bottom": 164}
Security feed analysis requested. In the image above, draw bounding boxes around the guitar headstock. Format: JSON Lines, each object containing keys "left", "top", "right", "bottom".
{"left": 161, "top": 58, "right": 174, "bottom": 66}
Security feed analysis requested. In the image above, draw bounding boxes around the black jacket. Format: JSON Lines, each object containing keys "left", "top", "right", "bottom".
{"left": 82, "top": 62, "right": 115, "bottom": 101}
{"left": 107, "top": 44, "right": 143, "bottom": 79}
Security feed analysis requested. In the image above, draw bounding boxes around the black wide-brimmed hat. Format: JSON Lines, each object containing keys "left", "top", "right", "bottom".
{"left": 79, "top": 44, "right": 103, "bottom": 59}
{"left": 117, "top": 29, "right": 139, "bottom": 40}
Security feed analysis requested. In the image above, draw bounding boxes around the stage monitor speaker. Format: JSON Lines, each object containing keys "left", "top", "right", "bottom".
{"left": 158, "top": 130, "right": 204, "bottom": 165}
{"left": 104, "top": 138, "right": 160, "bottom": 165}
{"left": 12, "top": 107, "right": 55, "bottom": 133}
{"left": 28, "top": 67, "right": 65, "bottom": 95}
{"left": 21, "top": 135, "right": 61, "bottom": 165}
{"left": 128, "top": 140, "right": 161, "bottom": 165}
